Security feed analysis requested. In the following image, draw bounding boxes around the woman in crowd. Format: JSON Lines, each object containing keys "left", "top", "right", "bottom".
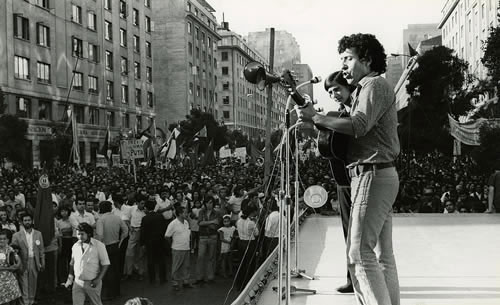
{"left": 56, "top": 205, "right": 74, "bottom": 283}
{"left": 0, "top": 229, "right": 22, "bottom": 305}
{"left": 196, "top": 197, "right": 220, "bottom": 284}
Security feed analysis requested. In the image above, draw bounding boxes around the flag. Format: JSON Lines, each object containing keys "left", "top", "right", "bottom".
{"left": 247, "top": 141, "right": 264, "bottom": 164}
{"left": 194, "top": 125, "right": 207, "bottom": 138}
{"left": 100, "top": 126, "right": 112, "bottom": 160}
{"left": 163, "top": 127, "right": 180, "bottom": 160}
{"left": 408, "top": 43, "right": 418, "bottom": 57}
{"left": 34, "top": 174, "right": 54, "bottom": 246}
{"left": 202, "top": 139, "right": 215, "bottom": 166}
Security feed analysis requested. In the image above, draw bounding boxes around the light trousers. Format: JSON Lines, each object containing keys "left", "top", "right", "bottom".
{"left": 347, "top": 167, "right": 400, "bottom": 305}
{"left": 72, "top": 280, "right": 103, "bottom": 305}
{"left": 19, "top": 258, "right": 38, "bottom": 305}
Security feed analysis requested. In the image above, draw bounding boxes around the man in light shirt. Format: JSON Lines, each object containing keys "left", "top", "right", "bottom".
{"left": 154, "top": 190, "right": 174, "bottom": 222}
{"left": 65, "top": 222, "right": 110, "bottom": 305}
{"left": 123, "top": 194, "right": 146, "bottom": 281}
{"left": 70, "top": 198, "right": 96, "bottom": 236}
{"left": 95, "top": 201, "right": 128, "bottom": 300}
{"left": 165, "top": 206, "right": 192, "bottom": 291}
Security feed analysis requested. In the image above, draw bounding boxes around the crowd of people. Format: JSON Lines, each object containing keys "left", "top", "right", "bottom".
{"left": 0, "top": 151, "right": 496, "bottom": 305}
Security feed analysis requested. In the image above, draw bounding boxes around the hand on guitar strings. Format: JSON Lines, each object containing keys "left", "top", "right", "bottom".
{"left": 295, "top": 102, "right": 317, "bottom": 123}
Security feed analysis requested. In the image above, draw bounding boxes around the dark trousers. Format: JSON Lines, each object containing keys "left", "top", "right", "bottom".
{"left": 145, "top": 241, "right": 167, "bottom": 283}
{"left": 103, "top": 243, "right": 121, "bottom": 299}
{"left": 235, "top": 239, "right": 257, "bottom": 291}
{"left": 38, "top": 250, "right": 57, "bottom": 295}
{"left": 262, "top": 236, "right": 278, "bottom": 259}
{"left": 119, "top": 236, "right": 129, "bottom": 277}
{"left": 337, "top": 184, "right": 353, "bottom": 285}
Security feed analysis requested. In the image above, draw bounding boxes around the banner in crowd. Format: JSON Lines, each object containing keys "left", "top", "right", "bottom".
{"left": 111, "top": 154, "right": 121, "bottom": 167}
{"left": 96, "top": 155, "right": 108, "bottom": 167}
{"left": 448, "top": 114, "right": 486, "bottom": 146}
{"left": 234, "top": 147, "right": 247, "bottom": 163}
{"left": 219, "top": 147, "right": 231, "bottom": 159}
{"left": 121, "top": 139, "right": 145, "bottom": 159}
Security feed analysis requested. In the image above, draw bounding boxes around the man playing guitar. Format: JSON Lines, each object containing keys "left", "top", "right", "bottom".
{"left": 323, "top": 71, "right": 355, "bottom": 294}
{"left": 297, "top": 33, "right": 401, "bottom": 305}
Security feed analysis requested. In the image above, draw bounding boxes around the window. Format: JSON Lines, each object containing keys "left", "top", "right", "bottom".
{"left": 208, "top": 37, "right": 211, "bottom": 48}
{"left": 145, "top": 41, "right": 151, "bottom": 57}
{"left": 35, "top": 24, "right": 50, "bottom": 47}
{"left": 88, "top": 12, "right": 96, "bottom": 31}
{"left": 89, "top": 107, "right": 99, "bottom": 125}
{"left": 14, "top": 15, "right": 29, "bottom": 40}
{"left": 145, "top": 16, "right": 152, "bottom": 33}
{"left": 88, "top": 43, "right": 99, "bottom": 62}
{"left": 136, "top": 115, "right": 142, "bottom": 130}
{"left": 134, "top": 62, "right": 141, "bottom": 79}
{"left": 202, "top": 51, "right": 206, "bottom": 63}
{"left": 72, "top": 37, "right": 83, "bottom": 57}
{"left": 105, "top": 21, "right": 112, "bottom": 40}
{"left": 74, "top": 105, "right": 84, "bottom": 124}
{"left": 223, "top": 96, "right": 229, "bottom": 104}
{"left": 135, "top": 88, "right": 142, "bottom": 105}
{"left": 223, "top": 82, "right": 229, "bottom": 90}
{"left": 146, "top": 66, "right": 152, "bottom": 82}
{"left": 88, "top": 75, "right": 98, "bottom": 93}
{"left": 221, "top": 52, "right": 228, "bottom": 61}
{"left": 16, "top": 97, "right": 31, "bottom": 118}
{"left": 121, "top": 57, "right": 128, "bottom": 75}
{"left": 145, "top": 0, "right": 151, "bottom": 7}
{"left": 120, "top": 28, "right": 127, "bottom": 46}
{"left": 119, "top": 1, "right": 127, "bottom": 18}
{"left": 188, "top": 42, "right": 193, "bottom": 56}
{"left": 201, "top": 32, "right": 205, "bottom": 43}
{"left": 223, "top": 111, "right": 230, "bottom": 119}
{"left": 203, "top": 88, "right": 207, "bottom": 100}
{"left": 133, "top": 36, "right": 140, "bottom": 53}
{"left": 133, "top": 9, "right": 139, "bottom": 26}
{"left": 196, "top": 47, "right": 199, "bottom": 59}
{"left": 187, "top": 22, "right": 192, "bottom": 34}
{"left": 106, "top": 111, "right": 115, "bottom": 127}
{"left": 106, "top": 81, "right": 114, "bottom": 100}
{"left": 222, "top": 67, "right": 229, "bottom": 75}
{"left": 38, "top": 100, "right": 51, "bottom": 120}
{"left": 122, "top": 113, "right": 130, "bottom": 128}
{"left": 73, "top": 72, "right": 83, "bottom": 90}
{"left": 214, "top": 58, "right": 217, "bottom": 68}
{"left": 37, "top": 62, "right": 50, "bottom": 83}
{"left": 104, "top": 0, "right": 111, "bottom": 10}
{"left": 14, "top": 56, "right": 30, "bottom": 80}
{"left": 147, "top": 92, "right": 153, "bottom": 107}
{"left": 189, "top": 82, "right": 193, "bottom": 95}
{"left": 35, "top": 0, "right": 49, "bottom": 9}
{"left": 72, "top": 5, "right": 82, "bottom": 24}
{"left": 196, "top": 86, "right": 200, "bottom": 97}
{"left": 187, "top": 2, "right": 191, "bottom": 11}
{"left": 208, "top": 54, "right": 211, "bottom": 66}
{"left": 105, "top": 51, "right": 113, "bottom": 70}
{"left": 195, "top": 27, "right": 199, "bottom": 40}
{"left": 121, "top": 85, "right": 129, "bottom": 103}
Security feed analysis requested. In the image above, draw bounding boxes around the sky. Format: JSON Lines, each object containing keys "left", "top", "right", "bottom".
{"left": 209, "top": 0, "right": 445, "bottom": 111}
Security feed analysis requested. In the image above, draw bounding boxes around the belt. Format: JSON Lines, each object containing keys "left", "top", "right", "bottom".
{"left": 348, "top": 161, "right": 395, "bottom": 178}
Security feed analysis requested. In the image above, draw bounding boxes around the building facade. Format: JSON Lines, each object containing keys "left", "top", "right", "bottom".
{"left": 291, "top": 63, "right": 314, "bottom": 101}
{"left": 0, "top": 0, "right": 155, "bottom": 167}
{"left": 152, "top": 0, "right": 220, "bottom": 129}
{"left": 439, "top": 0, "right": 499, "bottom": 79}
{"left": 385, "top": 56, "right": 404, "bottom": 90}
{"left": 246, "top": 29, "right": 301, "bottom": 73}
{"left": 217, "top": 25, "right": 287, "bottom": 138}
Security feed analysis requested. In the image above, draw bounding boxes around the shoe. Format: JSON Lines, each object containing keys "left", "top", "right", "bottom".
{"left": 336, "top": 283, "right": 354, "bottom": 293}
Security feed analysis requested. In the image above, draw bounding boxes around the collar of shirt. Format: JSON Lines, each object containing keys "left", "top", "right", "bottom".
{"left": 357, "top": 72, "right": 379, "bottom": 88}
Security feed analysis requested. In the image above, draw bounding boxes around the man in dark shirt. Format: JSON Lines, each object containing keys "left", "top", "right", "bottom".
{"left": 140, "top": 200, "right": 168, "bottom": 284}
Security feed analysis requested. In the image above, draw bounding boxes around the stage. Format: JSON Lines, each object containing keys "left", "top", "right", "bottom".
{"left": 256, "top": 213, "right": 500, "bottom": 305}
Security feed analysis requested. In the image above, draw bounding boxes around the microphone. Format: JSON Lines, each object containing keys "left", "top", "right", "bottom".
{"left": 309, "top": 76, "right": 322, "bottom": 84}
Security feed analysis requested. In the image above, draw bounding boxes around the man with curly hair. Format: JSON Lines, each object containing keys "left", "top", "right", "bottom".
{"left": 297, "top": 33, "right": 400, "bottom": 305}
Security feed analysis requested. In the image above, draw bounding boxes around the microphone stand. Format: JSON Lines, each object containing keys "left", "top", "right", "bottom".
{"left": 272, "top": 81, "right": 317, "bottom": 304}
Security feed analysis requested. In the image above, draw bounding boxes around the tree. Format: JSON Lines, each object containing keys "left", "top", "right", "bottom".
{"left": 0, "top": 115, "right": 28, "bottom": 164}
{"left": 404, "top": 46, "right": 471, "bottom": 154}
{"left": 471, "top": 123, "right": 500, "bottom": 173}
{"left": 481, "top": 24, "right": 500, "bottom": 93}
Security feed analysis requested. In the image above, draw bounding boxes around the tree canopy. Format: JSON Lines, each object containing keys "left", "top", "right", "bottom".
{"left": 481, "top": 24, "right": 500, "bottom": 93}
{"left": 403, "top": 46, "right": 471, "bottom": 154}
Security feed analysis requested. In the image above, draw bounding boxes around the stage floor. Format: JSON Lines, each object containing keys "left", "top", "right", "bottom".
{"left": 257, "top": 214, "right": 500, "bottom": 305}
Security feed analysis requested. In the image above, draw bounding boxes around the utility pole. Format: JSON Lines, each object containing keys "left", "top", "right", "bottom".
{"left": 264, "top": 28, "right": 275, "bottom": 184}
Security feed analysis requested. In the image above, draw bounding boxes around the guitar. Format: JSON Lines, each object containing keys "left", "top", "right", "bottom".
{"left": 281, "top": 70, "right": 351, "bottom": 185}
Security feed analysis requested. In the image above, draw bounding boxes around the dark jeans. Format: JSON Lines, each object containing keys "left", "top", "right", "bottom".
{"left": 58, "top": 237, "right": 76, "bottom": 283}
{"left": 38, "top": 250, "right": 57, "bottom": 294}
{"left": 235, "top": 239, "right": 257, "bottom": 291}
{"left": 103, "top": 243, "right": 121, "bottom": 298}
{"left": 337, "top": 184, "right": 353, "bottom": 285}
{"left": 145, "top": 241, "right": 167, "bottom": 283}
{"left": 119, "top": 236, "right": 129, "bottom": 277}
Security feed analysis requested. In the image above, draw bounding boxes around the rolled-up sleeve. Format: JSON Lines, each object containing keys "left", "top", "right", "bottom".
{"left": 351, "top": 79, "right": 390, "bottom": 138}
